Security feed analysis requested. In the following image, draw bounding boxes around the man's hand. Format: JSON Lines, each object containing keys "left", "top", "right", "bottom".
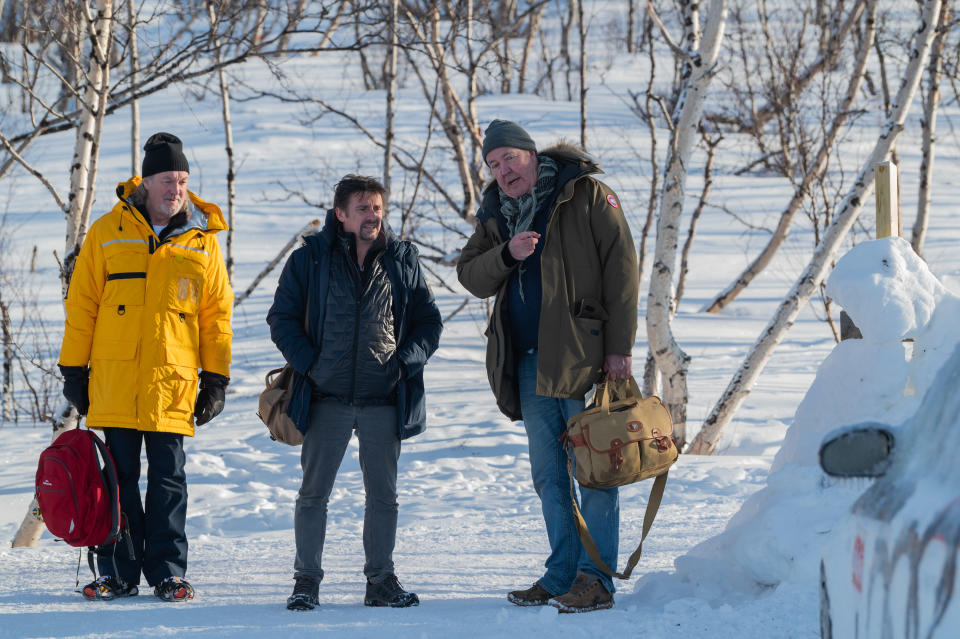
{"left": 603, "top": 354, "right": 632, "bottom": 380}
{"left": 195, "top": 371, "right": 229, "bottom": 426}
{"left": 508, "top": 231, "right": 541, "bottom": 261}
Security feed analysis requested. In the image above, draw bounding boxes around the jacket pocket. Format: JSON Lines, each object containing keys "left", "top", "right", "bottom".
{"left": 89, "top": 340, "right": 138, "bottom": 419}
{"left": 573, "top": 297, "right": 609, "bottom": 321}
{"left": 154, "top": 365, "right": 199, "bottom": 417}
{"left": 573, "top": 297, "right": 607, "bottom": 338}
{"left": 165, "top": 332, "right": 201, "bottom": 370}
{"left": 104, "top": 251, "right": 147, "bottom": 307}
{"left": 166, "top": 251, "right": 206, "bottom": 314}
{"left": 574, "top": 316, "right": 604, "bottom": 337}
{"left": 164, "top": 310, "right": 201, "bottom": 364}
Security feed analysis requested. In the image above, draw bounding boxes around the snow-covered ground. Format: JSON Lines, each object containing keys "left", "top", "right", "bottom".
{"left": 2, "top": 14, "right": 960, "bottom": 639}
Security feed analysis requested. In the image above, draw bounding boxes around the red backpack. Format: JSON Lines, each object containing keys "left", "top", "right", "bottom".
{"left": 35, "top": 428, "right": 123, "bottom": 550}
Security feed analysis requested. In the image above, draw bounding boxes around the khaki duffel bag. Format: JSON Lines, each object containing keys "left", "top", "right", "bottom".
{"left": 563, "top": 376, "right": 678, "bottom": 579}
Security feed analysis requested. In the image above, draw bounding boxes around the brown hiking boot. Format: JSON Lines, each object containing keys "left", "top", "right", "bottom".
{"left": 548, "top": 574, "right": 613, "bottom": 613}
{"left": 507, "top": 582, "right": 555, "bottom": 607}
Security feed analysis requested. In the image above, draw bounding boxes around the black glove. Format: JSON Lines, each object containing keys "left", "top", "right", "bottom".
{"left": 194, "top": 371, "right": 229, "bottom": 426}
{"left": 59, "top": 365, "right": 90, "bottom": 416}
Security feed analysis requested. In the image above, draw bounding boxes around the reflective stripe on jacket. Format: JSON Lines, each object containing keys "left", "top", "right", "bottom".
{"left": 58, "top": 177, "right": 233, "bottom": 436}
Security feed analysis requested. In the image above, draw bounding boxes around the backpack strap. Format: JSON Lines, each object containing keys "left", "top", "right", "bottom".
{"left": 566, "top": 453, "right": 669, "bottom": 580}
{"left": 89, "top": 432, "right": 121, "bottom": 541}
{"left": 84, "top": 429, "right": 136, "bottom": 580}
{"left": 87, "top": 517, "right": 136, "bottom": 580}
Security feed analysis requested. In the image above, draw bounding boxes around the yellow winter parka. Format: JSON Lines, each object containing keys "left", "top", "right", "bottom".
{"left": 58, "top": 177, "right": 233, "bottom": 436}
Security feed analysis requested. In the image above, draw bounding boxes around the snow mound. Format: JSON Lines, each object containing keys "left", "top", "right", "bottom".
{"left": 633, "top": 237, "right": 960, "bottom": 603}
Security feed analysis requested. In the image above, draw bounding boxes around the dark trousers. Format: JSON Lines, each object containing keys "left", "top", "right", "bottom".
{"left": 99, "top": 428, "right": 188, "bottom": 587}
{"left": 294, "top": 398, "right": 400, "bottom": 583}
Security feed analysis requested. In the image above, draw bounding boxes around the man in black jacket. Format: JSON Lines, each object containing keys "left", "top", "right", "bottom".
{"left": 267, "top": 175, "right": 442, "bottom": 611}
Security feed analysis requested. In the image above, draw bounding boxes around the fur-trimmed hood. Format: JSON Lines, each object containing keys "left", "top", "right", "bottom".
{"left": 481, "top": 141, "right": 602, "bottom": 196}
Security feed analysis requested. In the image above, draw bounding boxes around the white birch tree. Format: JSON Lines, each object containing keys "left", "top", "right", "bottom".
{"left": 205, "top": 0, "right": 237, "bottom": 284}
{"left": 126, "top": 0, "right": 140, "bottom": 176}
{"left": 912, "top": 0, "right": 951, "bottom": 257}
{"left": 646, "top": 0, "right": 727, "bottom": 447}
{"left": 688, "top": 0, "right": 944, "bottom": 455}
{"left": 12, "top": 0, "right": 114, "bottom": 548}
{"left": 704, "top": 0, "right": 877, "bottom": 314}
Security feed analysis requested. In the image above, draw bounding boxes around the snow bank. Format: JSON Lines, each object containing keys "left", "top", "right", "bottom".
{"left": 635, "top": 237, "right": 960, "bottom": 603}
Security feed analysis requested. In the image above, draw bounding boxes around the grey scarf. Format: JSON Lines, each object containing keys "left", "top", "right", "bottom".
{"left": 498, "top": 155, "right": 559, "bottom": 301}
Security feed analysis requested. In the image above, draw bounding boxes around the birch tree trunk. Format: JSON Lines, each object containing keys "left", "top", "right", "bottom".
{"left": 127, "top": 0, "right": 140, "bottom": 176}
{"left": 518, "top": 5, "right": 543, "bottom": 93}
{"left": 383, "top": 0, "right": 398, "bottom": 208}
{"left": 22, "top": 0, "right": 125, "bottom": 542}
{"left": 911, "top": 0, "right": 949, "bottom": 258}
{"left": 277, "top": 0, "right": 308, "bottom": 54}
{"left": 316, "top": 0, "right": 348, "bottom": 51}
{"left": 425, "top": 7, "right": 478, "bottom": 221}
{"left": 577, "top": 0, "right": 587, "bottom": 148}
{"left": 1, "top": 295, "right": 13, "bottom": 423}
{"left": 252, "top": 0, "right": 268, "bottom": 45}
{"left": 13, "top": 0, "right": 114, "bottom": 549}
{"left": 704, "top": 0, "right": 876, "bottom": 313}
{"left": 738, "top": 0, "right": 866, "bottom": 134}
{"left": 675, "top": 131, "right": 720, "bottom": 306}
{"left": 646, "top": 0, "right": 726, "bottom": 447}
{"left": 63, "top": 0, "right": 113, "bottom": 294}
{"left": 206, "top": 0, "right": 237, "bottom": 283}
{"left": 688, "top": 0, "right": 943, "bottom": 455}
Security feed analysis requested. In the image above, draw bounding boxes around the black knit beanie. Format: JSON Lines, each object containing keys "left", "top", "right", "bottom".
{"left": 482, "top": 120, "right": 537, "bottom": 162}
{"left": 141, "top": 132, "right": 190, "bottom": 177}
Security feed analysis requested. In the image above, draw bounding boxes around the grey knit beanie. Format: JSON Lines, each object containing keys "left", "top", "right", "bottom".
{"left": 142, "top": 132, "right": 190, "bottom": 177}
{"left": 482, "top": 120, "right": 537, "bottom": 162}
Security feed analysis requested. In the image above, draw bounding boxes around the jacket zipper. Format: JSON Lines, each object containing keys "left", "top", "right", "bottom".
{"left": 349, "top": 258, "right": 363, "bottom": 404}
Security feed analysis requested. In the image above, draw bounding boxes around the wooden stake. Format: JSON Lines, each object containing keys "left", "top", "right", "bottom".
{"left": 875, "top": 161, "right": 901, "bottom": 239}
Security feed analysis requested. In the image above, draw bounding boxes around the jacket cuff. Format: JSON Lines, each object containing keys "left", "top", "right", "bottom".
{"left": 501, "top": 242, "right": 518, "bottom": 267}
{"left": 58, "top": 364, "right": 89, "bottom": 380}
{"left": 199, "top": 370, "right": 230, "bottom": 389}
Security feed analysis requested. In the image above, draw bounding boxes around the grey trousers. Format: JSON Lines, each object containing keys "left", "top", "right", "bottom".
{"left": 294, "top": 397, "right": 400, "bottom": 583}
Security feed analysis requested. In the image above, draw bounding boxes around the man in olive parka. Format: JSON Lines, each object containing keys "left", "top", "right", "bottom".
{"left": 457, "top": 120, "right": 639, "bottom": 613}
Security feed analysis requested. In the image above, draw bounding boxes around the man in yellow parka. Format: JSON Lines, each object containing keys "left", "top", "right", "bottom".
{"left": 57, "top": 132, "right": 233, "bottom": 603}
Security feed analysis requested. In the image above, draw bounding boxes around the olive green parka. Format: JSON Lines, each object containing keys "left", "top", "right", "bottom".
{"left": 457, "top": 144, "right": 639, "bottom": 420}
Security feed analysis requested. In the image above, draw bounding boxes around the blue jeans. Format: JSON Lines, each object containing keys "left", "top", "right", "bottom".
{"left": 518, "top": 352, "right": 619, "bottom": 595}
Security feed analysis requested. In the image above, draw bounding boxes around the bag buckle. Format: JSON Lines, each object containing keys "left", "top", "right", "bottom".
{"left": 651, "top": 429, "right": 671, "bottom": 452}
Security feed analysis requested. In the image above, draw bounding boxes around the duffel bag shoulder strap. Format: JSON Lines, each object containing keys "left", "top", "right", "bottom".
{"left": 566, "top": 453, "right": 669, "bottom": 580}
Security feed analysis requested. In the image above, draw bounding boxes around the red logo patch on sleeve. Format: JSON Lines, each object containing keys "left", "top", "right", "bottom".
{"left": 606, "top": 194, "right": 619, "bottom": 208}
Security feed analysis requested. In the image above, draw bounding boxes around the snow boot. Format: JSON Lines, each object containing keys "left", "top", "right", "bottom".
{"left": 81, "top": 575, "right": 138, "bottom": 601}
{"left": 154, "top": 576, "right": 194, "bottom": 602}
{"left": 364, "top": 575, "right": 419, "bottom": 608}
{"left": 507, "top": 582, "right": 555, "bottom": 606}
{"left": 548, "top": 574, "right": 613, "bottom": 613}
{"left": 286, "top": 576, "right": 320, "bottom": 611}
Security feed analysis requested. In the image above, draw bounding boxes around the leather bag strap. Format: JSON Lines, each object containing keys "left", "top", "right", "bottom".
{"left": 595, "top": 376, "right": 643, "bottom": 412}
{"left": 566, "top": 452, "right": 668, "bottom": 580}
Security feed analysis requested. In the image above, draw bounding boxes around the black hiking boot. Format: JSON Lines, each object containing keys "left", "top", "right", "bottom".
{"left": 364, "top": 575, "right": 419, "bottom": 608}
{"left": 154, "top": 576, "right": 195, "bottom": 602}
{"left": 81, "top": 575, "right": 138, "bottom": 601}
{"left": 286, "top": 576, "right": 320, "bottom": 611}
